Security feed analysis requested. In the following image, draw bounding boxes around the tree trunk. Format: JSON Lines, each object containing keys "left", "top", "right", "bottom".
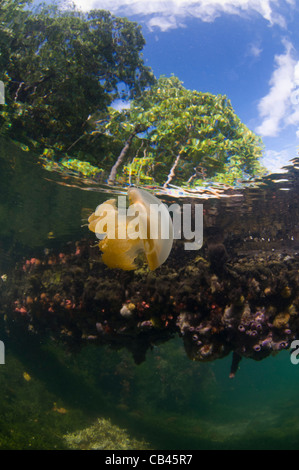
{"left": 108, "top": 127, "right": 139, "bottom": 185}
{"left": 163, "top": 148, "right": 184, "bottom": 188}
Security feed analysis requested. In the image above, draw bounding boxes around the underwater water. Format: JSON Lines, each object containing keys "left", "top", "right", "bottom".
{"left": 2, "top": 137, "right": 299, "bottom": 450}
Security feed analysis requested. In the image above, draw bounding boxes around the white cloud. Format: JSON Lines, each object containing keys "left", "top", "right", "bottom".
{"left": 255, "top": 39, "right": 299, "bottom": 137}
{"left": 147, "top": 15, "right": 184, "bottom": 32}
{"left": 71, "top": 0, "right": 290, "bottom": 31}
{"left": 262, "top": 148, "right": 292, "bottom": 172}
{"left": 248, "top": 42, "right": 263, "bottom": 58}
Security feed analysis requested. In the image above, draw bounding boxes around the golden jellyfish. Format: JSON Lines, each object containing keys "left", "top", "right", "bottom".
{"left": 88, "top": 187, "right": 173, "bottom": 271}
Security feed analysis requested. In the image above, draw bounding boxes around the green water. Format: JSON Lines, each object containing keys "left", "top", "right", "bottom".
{"left": 1, "top": 138, "right": 299, "bottom": 450}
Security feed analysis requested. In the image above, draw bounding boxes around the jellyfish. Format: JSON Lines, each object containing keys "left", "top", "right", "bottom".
{"left": 88, "top": 187, "right": 173, "bottom": 271}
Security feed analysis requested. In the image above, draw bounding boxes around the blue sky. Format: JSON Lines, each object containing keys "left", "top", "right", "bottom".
{"left": 69, "top": 0, "right": 299, "bottom": 173}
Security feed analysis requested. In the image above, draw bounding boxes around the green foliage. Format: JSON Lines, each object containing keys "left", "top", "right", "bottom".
{"left": 0, "top": 2, "right": 264, "bottom": 187}
{"left": 0, "top": 1, "right": 155, "bottom": 150}
{"left": 40, "top": 153, "right": 104, "bottom": 177}
{"left": 122, "top": 152, "right": 155, "bottom": 185}
{"left": 98, "top": 75, "right": 265, "bottom": 186}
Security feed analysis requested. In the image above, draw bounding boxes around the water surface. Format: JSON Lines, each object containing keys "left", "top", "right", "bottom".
{"left": 1, "top": 137, "right": 299, "bottom": 450}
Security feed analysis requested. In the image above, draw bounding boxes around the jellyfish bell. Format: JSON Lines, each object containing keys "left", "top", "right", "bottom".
{"left": 87, "top": 187, "right": 173, "bottom": 271}
{"left": 128, "top": 187, "right": 174, "bottom": 270}
{"left": 88, "top": 199, "right": 118, "bottom": 239}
